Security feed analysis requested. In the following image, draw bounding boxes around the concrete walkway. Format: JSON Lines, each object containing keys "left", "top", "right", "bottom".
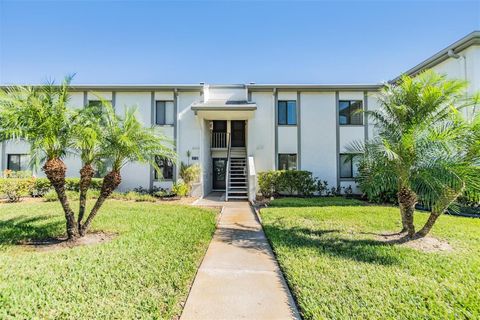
{"left": 181, "top": 197, "right": 300, "bottom": 320}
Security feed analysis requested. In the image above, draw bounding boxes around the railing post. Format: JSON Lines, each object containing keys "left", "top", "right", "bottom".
{"left": 226, "top": 133, "right": 231, "bottom": 201}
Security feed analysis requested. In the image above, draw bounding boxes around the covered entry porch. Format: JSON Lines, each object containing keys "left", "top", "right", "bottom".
{"left": 191, "top": 99, "right": 256, "bottom": 201}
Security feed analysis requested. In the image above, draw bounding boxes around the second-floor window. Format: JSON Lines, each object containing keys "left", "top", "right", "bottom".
{"left": 278, "top": 101, "right": 297, "bottom": 125}
{"left": 156, "top": 101, "right": 174, "bottom": 125}
{"left": 339, "top": 100, "right": 363, "bottom": 125}
{"left": 7, "top": 154, "right": 30, "bottom": 171}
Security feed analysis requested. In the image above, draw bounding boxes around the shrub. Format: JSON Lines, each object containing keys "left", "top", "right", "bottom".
{"left": 2, "top": 170, "right": 33, "bottom": 178}
{"left": 365, "top": 189, "right": 398, "bottom": 204}
{"left": 109, "top": 191, "right": 156, "bottom": 202}
{"left": 258, "top": 170, "right": 317, "bottom": 197}
{"left": 258, "top": 171, "right": 281, "bottom": 198}
{"left": 64, "top": 178, "right": 103, "bottom": 191}
{"left": 32, "top": 178, "right": 52, "bottom": 196}
{"left": 0, "top": 178, "right": 35, "bottom": 202}
{"left": 179, "top": 163, "right": 201, "bottom": 195}
{"left": 43, "top": 189, "right": 100, "bottom": 202}
{"left": 172, "top": 181, "right": 189, "bottom": 197}
{"left": 153, "top": 187, "right": 175, "bottom": 198}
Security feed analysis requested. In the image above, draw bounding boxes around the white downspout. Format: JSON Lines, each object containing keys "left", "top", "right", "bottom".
{"left": 448, "top": 49, "right": 469, "bottom": 118}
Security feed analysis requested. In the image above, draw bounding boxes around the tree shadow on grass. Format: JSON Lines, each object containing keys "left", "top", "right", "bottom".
{"left": 264, "top": 225, "right": 401, "bottom": 266}
{"left": 0, "top": 215, "right": 64, "bottom": 245}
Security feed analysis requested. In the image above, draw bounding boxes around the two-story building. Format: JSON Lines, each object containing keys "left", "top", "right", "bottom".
{"left": 1, "top": 31, "right": 479, "bottom": 201}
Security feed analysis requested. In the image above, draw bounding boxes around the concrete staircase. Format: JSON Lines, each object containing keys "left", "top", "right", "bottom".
{"left": 227, "top": 147, "right": 248, "bottom": 200}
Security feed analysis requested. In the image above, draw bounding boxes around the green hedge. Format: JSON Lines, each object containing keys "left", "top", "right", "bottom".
{"left": 258, "top": 170, "right": 317, "bottom": 197}
{"left": 0, "top": 178, "right": 36, "bottom": 202}
{"left": 0, "top": 177, "right": 104, "bottom": 200}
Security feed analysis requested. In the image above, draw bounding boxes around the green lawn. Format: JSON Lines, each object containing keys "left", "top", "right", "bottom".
{"left": 261, "top": 197, "right": 480, "bottom": 320}
{"left": 0, "top": 200, "right": 216, "bottom": 319}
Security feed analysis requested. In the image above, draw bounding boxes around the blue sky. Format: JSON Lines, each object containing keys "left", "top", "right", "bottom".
{"left": 0, "top": 0, "right": 479, "bottom": 85}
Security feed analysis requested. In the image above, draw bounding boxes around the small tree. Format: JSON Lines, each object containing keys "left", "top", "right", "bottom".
{"left": 352, "top": 71, "right": 480, "bottom": 239}
{"left": 0, "top": 80, "right": 176, "bottom": 240}
{"left": 0, "top": 77, "right": 79, "bottom": 239}
{"left": 79, "top": 101, "right": 175, "bottom": 236}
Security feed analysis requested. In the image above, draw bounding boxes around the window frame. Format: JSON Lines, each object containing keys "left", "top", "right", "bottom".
{"left": 339, "top": 100, "right": 363, "bottom": 126}
{"left": 7, "top": 154, "right": 30, "bottom": 171}
{"left": 154, "top": 156, "right": 174, "bottom": 180}
{"left": 155, "top": 100, "right": 175, "bottom": 126}
{"left": 278, "top": 153, "right": 297, "bottom": 170}
{"left": 277, "top": 100, "right": 297, "bottom": 126}
{"left": 339, "top": 153, "right": 361, "bottom": 179}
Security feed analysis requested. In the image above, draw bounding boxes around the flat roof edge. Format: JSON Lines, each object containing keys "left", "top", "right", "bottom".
{"left": 246, "top": 84, "right": 383, "bottom": 91}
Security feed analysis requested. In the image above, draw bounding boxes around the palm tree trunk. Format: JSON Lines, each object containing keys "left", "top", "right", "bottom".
{"left": 78, "top": 164, "right": 94, "bottom": 229}
{"left": 397, "top": 186, "right": 417, "bottom": 238}
{"left": 43, "top": 158, "right": 78, "bottom": 240}
{"left": 415, "top": 211, "right": 441, "bottom": 238}
{"left": 416, "top": 191, "right": 461, "bottom": 238}
{"left": 80, "top": 170, "right": 121, "bottom": 236}
{"left": 399, "top": 207, "right": 408, "bottom": 233}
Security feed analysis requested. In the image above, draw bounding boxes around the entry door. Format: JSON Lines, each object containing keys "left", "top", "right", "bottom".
{"left": 231, "top": 120, "right": 245, "bottom": 147}
{"left": 212, "top": 158, "right": 227, "bottom": 190}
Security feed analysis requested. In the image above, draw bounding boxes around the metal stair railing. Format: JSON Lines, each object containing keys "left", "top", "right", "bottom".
{"left": 225, "top": 133, "right": 231, "bottom": 201}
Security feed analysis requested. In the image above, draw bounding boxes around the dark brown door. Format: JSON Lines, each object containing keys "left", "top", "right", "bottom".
{"left": 212, "top": 158, "right": 227, "bottom": 189}
{"left": 231, "top": 120, "right": 245, "bottom": 147}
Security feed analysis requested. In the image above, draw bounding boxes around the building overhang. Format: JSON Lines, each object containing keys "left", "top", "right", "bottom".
{"left": 191, "top": 100, "right": 257, "bottom": 120}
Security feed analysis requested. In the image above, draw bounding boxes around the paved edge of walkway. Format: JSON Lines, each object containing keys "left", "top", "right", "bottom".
{"left": 181, "top": 201, "right": 301, "bottom": 320}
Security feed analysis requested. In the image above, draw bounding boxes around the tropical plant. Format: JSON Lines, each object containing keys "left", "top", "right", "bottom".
{"left": 0, "top": 79, "right": 176, "bottom": 240}
{"left": 351, "top": 71, "right": 480, "bottom": 238}
{"left": 0, "top": 76, "right": 79, "bottom": 238}
{"left": 172, "top": 181, "right": 189, "bottom": 197}
{"left": 71, "top": 102, "right": 105, "bottom": 229}
{"left": 78, "top": 100, "right": 176, "bottom": 236}
{"left": 179, "top": 162, "right": 201, "bottom": 194}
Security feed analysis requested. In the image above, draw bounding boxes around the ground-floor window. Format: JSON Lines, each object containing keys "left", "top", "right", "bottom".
{"left": 154, "top": 156, "right": 174, "bottom": 180}
{"left": 7, "top": 154, "right": 30, "bottom": 171}
{"left": 278, "top": 154, "right": 297, "bottom": 170}
{"left": 339, "top": 154, "right": 361, "bottom": 178}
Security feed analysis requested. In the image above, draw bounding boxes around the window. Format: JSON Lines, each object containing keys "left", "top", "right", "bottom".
{"left": 339, "top": 154, "right": 361, "bottom": 178}
{"left": 156, "top": 101, "right": 174, "bottom": 125}
{"left": 278, "top": 154, "right": 297, "bottom": 170}
{"left": 339, "top": 100, "right": 363, "bottom": 125}
{"left": 7, "top": 154, "right": 30, "bottom": 171}
{"left": 278, "top": 101, "right": 297, "bottom": 125}
{"left": 154, "top": 156, "right": 174, "bottom": 180}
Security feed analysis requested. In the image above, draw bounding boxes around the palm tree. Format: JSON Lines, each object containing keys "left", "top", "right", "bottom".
{"left": 352, "top": 71, "right": 477, "bottom": 238}
{"left": 414, "top": 111, "right": 480, "bottom": 237}
{"left": 0, "top": 76, "right": 79, "bottom": 239}
{"left": 71, "top": 102, "right": 105, "bottom": 229}
{"left": 79, "top": 101, "right": 175, "bottom": 236}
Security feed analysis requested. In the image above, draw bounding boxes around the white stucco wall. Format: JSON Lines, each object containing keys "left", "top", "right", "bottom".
{"left": 248, "top": 92, "right": 275, "bottom": 172}
{"left": 177, "top": 91, "right": 203, "bottom": 172}
{"left": 115, "top": 92, "right": 152, "bottom": 191}
{"left": 69, "top": 92, "right": 85, "bottom": 109}
{"left": 201, "top": 119, "right": 212, "bottom": 195}
{"left": 277, "top": 126, "right": 297, "bottom": 154}
{"left": 300, "top": 92, "right": 337, "bottom": 185}
{"left": 430, "top": 46, "right": 480, "bottom": 118}
{"left": 204, "top": 86, "right": 247, "bottom": 102}
{"left": 339, "top": 126, "right": 364, "bottom": 152}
